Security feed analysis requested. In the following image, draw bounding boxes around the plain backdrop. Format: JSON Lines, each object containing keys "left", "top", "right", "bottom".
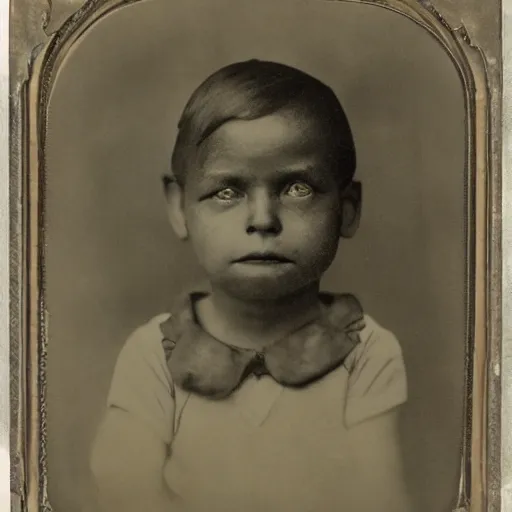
{"left": 45, "top": 1, "right": 466, "bottom": 511}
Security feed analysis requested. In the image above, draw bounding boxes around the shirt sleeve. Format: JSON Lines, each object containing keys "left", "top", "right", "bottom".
{"left": 344, "top": 315, "right": 407, "bottom": 427}
{"left": 106, "top": 314, "right": 175, "bottom": 444}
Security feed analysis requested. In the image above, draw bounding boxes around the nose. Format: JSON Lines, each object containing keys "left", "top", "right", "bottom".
{"left": 246, "top": 189, "right": 282, "bottom": 235}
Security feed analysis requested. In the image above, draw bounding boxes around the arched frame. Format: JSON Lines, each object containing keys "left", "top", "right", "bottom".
{"left": 6, "top": 0, "right": 503, "bottom": 510}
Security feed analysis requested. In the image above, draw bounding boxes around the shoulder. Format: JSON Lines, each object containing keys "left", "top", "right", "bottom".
{"left": 106, "top": 313, "right": 176, "bottom": 443}
{"left": 125, "top": 313, "right": 172, "bottom": 346}
{"left": 343, "top": 314, "right": 407, "bottom": 426}
{"left": 109, "top": 313, "right": 174, "bottom": 395}
{"left": 344, "top": 314, "right": 403, "bottom": 373}
{"left": 118, "top": 313, "right": 172, "bottom": 361}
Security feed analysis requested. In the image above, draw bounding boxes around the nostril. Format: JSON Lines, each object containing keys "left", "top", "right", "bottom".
{"left": 246, "top": 223, "right": 281, "bottom": 235}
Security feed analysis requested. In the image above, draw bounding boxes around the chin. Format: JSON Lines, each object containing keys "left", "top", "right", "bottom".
{"left": 214, "top": 274, "right": 318, "bottom": 302}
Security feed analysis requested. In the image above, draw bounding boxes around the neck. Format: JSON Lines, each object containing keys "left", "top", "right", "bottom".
{"left": 199, "top": 283, "right": 322, "bottom": 349}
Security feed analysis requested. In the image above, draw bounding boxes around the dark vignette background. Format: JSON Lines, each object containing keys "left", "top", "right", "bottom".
{"left": 45, "top": 1, "right": 466, "bottom": 511}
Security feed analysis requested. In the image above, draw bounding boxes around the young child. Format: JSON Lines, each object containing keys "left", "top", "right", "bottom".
{"left": 90, "top": 59, "right": 410, "bottom": 512}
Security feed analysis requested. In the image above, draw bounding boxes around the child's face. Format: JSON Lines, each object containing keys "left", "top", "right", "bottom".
{"left": 168, "top": 110, "right": 358, "bottom": 300}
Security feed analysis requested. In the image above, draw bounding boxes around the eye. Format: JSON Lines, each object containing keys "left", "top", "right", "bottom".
{"left": 213, "top": 187, "right": 242, "bottom": 202}
{"left": 285, "top": 182, "right": 314, "bottom": 198}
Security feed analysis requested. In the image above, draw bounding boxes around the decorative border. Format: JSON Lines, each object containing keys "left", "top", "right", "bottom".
{"left": 501, "top": 4, "right": 512, "bottom": 511}
{"left": 7, "top": 0, "right": 502, "bottom": 510}
{"left": 0, "top": 0, "right": 10, "bottom": 509}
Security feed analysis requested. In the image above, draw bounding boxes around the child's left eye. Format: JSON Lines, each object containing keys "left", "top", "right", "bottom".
{"left": 213, "top": 187, "right": 241, "bottom": 202}
{"left": 285, "top": 182, "right": 313, "bottom": 198}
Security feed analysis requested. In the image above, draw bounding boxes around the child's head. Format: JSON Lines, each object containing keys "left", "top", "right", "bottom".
{"left": 165, "top": 59, "right": 361, "bottom": 300}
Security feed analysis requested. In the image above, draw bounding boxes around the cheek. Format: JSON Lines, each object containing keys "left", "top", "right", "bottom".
{"left": 308, "top": 220, "right": 341, "bottom": 261}
{"left": 282, "top": 207, "right": 341, "bottom": 262}
{"left": 283, "top": 200, "right": 341, "bottom": 238}
{"left": 189, "top": 211, "right": 239, "bottom": 240}
{"left": 186, "top": 210, "right": 240, "bottom": 261}
{"left": 305, "top": 223, "right": 341, "bottom": 275}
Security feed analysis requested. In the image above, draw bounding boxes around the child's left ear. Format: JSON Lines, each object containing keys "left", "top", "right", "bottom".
{"left": 339, "top": 181, "right": 362, "bottom": 239}
{"left": 162, "top": 174, "right": 188, "bottom": 240}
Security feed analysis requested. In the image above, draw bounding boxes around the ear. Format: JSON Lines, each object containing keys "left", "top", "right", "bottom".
{"left": 162, "top": 174, "right": 188, "bottom": 240}
{"left": 339, "top": 180, "right": 362, "bottom": 239}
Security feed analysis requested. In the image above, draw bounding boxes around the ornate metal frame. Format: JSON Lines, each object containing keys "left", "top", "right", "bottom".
{"left": 7, "top": 0, "right": 503, "bottom": 510}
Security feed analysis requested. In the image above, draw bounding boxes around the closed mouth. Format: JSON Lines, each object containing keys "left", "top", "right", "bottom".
{"left": 234, "top": 252, "right": 293, "bottom": 264}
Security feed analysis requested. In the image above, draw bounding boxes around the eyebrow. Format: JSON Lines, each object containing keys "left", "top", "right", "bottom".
{"left": 197, "top": 171, "right": 247, "bottom": 188}
{"left": 275, "top": 167, "right": 318, "bottom": 181}
{"left": 200, "top": 165, "right": 319, "bottom": 180}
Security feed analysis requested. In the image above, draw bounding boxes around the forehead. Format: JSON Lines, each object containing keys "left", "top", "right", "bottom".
{"left": 198, "top": 111, "right": 330, "bottom": 173}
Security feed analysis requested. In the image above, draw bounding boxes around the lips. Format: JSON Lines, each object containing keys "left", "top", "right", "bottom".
{"left": 234, "top": 252, "right": 293, "bottom": 264}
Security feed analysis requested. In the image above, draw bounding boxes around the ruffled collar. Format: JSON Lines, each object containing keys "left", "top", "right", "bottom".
{"left": 159, "top": 292, "right": 365, "bottom": 400}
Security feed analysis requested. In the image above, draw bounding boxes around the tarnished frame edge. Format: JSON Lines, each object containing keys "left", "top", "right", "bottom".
{"left": 501, "top": 2, "right": 511, "bottom": 511}
{"left": 0, "top": 0, "right": 10, "bottom": 509}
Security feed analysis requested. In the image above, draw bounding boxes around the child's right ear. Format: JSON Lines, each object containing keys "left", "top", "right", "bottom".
{"left": 162, "top": 174, "right": 188, "bottom": 240}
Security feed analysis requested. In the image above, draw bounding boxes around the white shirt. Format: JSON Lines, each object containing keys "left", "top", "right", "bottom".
{"left": 105, "top": 311, "right": 407, "bottom": 512}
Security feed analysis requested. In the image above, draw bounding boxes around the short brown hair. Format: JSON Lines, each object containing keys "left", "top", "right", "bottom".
{"left": 171, "top": 59, "right": 356, "bottom": 186}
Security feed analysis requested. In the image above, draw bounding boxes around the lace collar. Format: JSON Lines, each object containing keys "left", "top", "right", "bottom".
{"left": 159, "top": 292, "right": 365, "bottom": 400}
